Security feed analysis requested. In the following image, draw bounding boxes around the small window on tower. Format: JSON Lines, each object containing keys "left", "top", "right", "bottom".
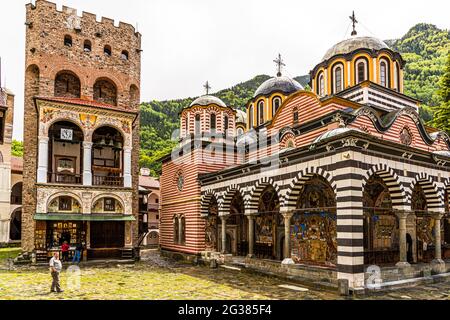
{"left": 195, "top": 114, "right": 201, "bottom": 135}
{"left": 333, "top": 65, "right": 343, "bottom": 93}
{"left": 104, "top": 45, "right": 112, "bottom": 56}
{"left": 272, "top": 97, "right": 282, "bottom": 116}
{"left": 318, "top": 73, "right": 325, "bottom": 97}
{"left": 249, "top": 105, "right": 254, "bottom": 128}
{"left": 356, "top": 60, "right": 367, "bottom": 84}
{"left": 84, "top": 40, "right": 92, "bottom": 52}
{"left": 64, "top": 35, "right": 72, "bottom": 47}
{"left": 293, "top": 107, "right": 299, "bottom": 123}
{"left": 257, "top": 101, "right": 264, "bottom": 126}
{"left": 210, "top": 113, "right": 216, "bottom": 132}
{"left": 380, "top": 60, "right": 389, "bottom": 87}
{"left": 121, "top": 50, "right": 129, "bottom": 60}
{"left": 224, "top": 115, "right": 229, "bottom": 132}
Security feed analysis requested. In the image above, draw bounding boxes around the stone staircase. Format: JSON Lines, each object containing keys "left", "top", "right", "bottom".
{"left": 121, "top": 248, "right": 134, "bottom": 260}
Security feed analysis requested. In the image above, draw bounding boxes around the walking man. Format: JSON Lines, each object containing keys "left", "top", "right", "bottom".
{"left": 49, "top": 252, "right": 63, "bottom": 293}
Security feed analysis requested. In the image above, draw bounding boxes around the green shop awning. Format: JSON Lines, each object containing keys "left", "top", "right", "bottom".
{"left": 34, "top": 213, "right": 135, "bottom": 222}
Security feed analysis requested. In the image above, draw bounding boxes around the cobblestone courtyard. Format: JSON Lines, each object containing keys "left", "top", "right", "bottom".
{"left": 1, "top": 249, "right": 450, "bottom": 300}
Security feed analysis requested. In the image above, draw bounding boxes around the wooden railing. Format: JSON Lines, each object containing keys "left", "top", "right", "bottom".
{"left": 48, "top": 172, "right": 82, "bottom": 185}
{"left": 148, "top": 204, "right": 159, "bottom": 211}
{"left": 92, "top": 175, "right": 124, "bottom": 187}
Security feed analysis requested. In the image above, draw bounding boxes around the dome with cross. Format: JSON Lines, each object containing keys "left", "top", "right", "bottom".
{"left": 322, "top": 36, "right": 390, "bottom": 62}
{"left": 254, "top": 76, "right": 303, "bottom": 98}
{"left": 253, "top": 54, "right": 303, "bottom": 98}
{"left": 189, "top": 95, "right": 227, "bottom": 108}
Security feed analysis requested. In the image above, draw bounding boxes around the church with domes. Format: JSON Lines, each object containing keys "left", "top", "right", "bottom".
{"left": 159, "top": 15, "right": 450, "bottom": 291}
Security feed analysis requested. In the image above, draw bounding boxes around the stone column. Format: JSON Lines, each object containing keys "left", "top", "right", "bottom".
{"left": 220, "top": 215, "right": 228, "bottom": 254}
{"left": 282, "top": 212, "right": 293, "bottom": 260}
{"left": 82, "top": 141, "right": 93, "bottom": 186}
{"left": 247, "top": 215, "right": 255, "bottom": 257}
{"left": 433, "top": 213, "right": 444, "bottom": 262}
{"left": 37, "top": 136, "right": 49, "bottom": 183}
{"left": 0, "top": 219, "right": 9, "bottom": 243}
{"left": 395, "top": 211, "right": 410, "bottom": 268}
{"left": 123, "top": 147, "right": 132, "bottom": 188}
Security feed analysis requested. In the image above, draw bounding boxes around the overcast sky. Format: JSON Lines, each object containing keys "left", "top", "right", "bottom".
{"left": 0, "top": 0, "right": 449, "bottom": 141}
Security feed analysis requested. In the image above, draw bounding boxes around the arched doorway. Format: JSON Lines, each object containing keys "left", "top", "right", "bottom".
{"left": 205, "top": 197, "right": 219, "bottom": 251}
{"left": 48, "top": 121, "right": 84, "bottom": 184}
{"left": 290, "top": 175, "right": 337, "bottom": 266}
{"left": 363, "top": 174, "right": 398, "bottom": 265}
{"left": 92, "top": 126, "right": 124, "bottom": 186}
{"left": 412, "top": 184, "right": 435, "bottom": 263}
{"left": 254, "top": 185, "right": 281, "bottom": 260}
{"left": 228, "top": 191, "right": 248, "bottom": 256}
{"left": 10, "top": 182, "right": 23, "bottom": 205}
{"left": 9, "top": 208, "right": 22, "bottom": 241}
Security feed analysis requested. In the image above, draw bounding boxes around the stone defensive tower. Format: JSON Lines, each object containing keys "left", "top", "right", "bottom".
{"left": 22, "top": 0, "right": 142, "bottom": 254}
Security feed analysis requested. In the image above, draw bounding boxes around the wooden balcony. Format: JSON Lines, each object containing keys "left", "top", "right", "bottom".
{"left": 93, "top": 175, "right": 124, "bottom": 187}
{"left": 48, "top": 172, "right": 82, "bottom": 185}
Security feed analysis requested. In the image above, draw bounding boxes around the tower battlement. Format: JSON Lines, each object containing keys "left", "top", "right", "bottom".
{"left": 27, "top": 0, "right": 140, "bottom": 36}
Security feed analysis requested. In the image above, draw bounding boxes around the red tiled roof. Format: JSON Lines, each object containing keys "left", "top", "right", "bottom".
{"left": 35, "top": 96, "right": 138, "bottom": 113}
{"left": 11, "top": 156, "right": 23, "bottom": 172}
{"left": 139, "top": 175, "right": 160, "bottom": 189}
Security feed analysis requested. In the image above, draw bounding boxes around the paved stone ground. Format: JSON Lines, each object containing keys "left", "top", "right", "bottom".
{"left": 0, "top": 250, "right": 449, "bottom": 300}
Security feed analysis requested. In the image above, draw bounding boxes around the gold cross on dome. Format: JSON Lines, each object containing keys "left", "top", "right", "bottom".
{"left": 203, "top": 81, "right": 211, "bottom": 95}
{"left": 273, "top": 53, "right": 285, "bottom": 77}
{"left": 349, "top": 11, "right": 358, "bottom": 36}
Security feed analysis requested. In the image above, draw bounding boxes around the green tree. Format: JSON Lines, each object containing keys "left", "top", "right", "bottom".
{"left": 11, "top": 140, "right": 23, "bottom": 157}
{"left": 431, "top": 54, "right": 450, "bottom": 132}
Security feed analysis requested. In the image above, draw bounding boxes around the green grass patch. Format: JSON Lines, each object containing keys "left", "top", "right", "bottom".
{"left": 0, "top": 247, "right": 21, "bottom": 261}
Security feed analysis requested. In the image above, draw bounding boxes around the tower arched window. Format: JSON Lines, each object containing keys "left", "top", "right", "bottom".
{"left": 210, "top": 113, "right": 216, "bottom": 133}
{"left": 380, "top": 59, "right": 389, "bottom": 88}
{"left": 257, "top": 101, "right": 264, "bottom": 126}
{"left": 249, "top": 105, "right": 254, "bottom": 128}
{"left": 104, "top": 45, "right": 112, "bottom": 56}
{"left": 195, "top": 114, "right": 201, "bottom": 135}
{"left": 121, "top": 50, "right": 129, "bottom": 60}
{"left": 64, "top": 35, "right": 72, "bottom": 47}
{"left": 272, "top": 96, "right": 282, "bottom": 116}
{"left": 356, "top": 59, "right": 368, "bottom": 84}
{"left": 317, "top": 72, "right": 325, "bottom": 97}
{"left": 224, "top": 115, "right": 229, "bottom": 133}
{"left": 395, "top": 62, "right": 401, "bottom": 92}
{"left": 184, "top": 117, "right": 188, "bottom": 135}
{"left": 83, "top": 40, "right": 92, "bottom": 52}
{"left": 293, "top": 107, "right": 299, "bottom": 124}
{"left": 333, "top": 65, "right": 343, "bottom": 94}
{"left": 54, "top": 71, "right": 81, "bottom": 98}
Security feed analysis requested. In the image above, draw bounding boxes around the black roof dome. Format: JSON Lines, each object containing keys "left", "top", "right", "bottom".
{"left": 254, "top": 75, "right": 303, "bottom": 98}
{"left": 189, "top": 95, "right": 227, "bottom": 108}
{"left": 322, "top": 36, "right": 390, "bottom": 62}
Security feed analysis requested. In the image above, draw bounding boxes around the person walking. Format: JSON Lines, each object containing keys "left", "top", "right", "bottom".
{"left": 72, "top": 243, "right": 83, "bottom": 264}
{"left": 49, "top": 252, "right": 63, "bottom": 293}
